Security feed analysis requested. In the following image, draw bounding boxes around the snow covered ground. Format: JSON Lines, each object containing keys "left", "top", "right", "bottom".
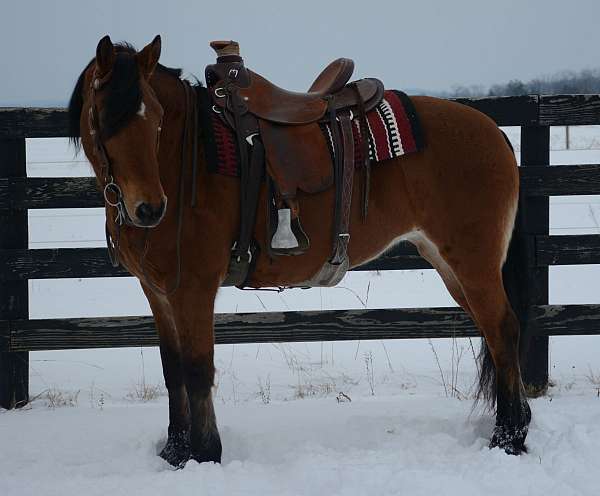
{"left": 1, "top": 127, "right": 600, "bottom": 495}
{"left": 2, "top": 394, "right": 599, "bottom": 496}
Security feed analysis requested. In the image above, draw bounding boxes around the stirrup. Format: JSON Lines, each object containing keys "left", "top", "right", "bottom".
{"left": 271, "top": 208, "right": 299, "bottom": 250}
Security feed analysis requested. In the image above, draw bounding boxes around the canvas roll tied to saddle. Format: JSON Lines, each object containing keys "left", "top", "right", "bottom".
{"left": 201, "top": 40, "right": 423, "bottom": 288}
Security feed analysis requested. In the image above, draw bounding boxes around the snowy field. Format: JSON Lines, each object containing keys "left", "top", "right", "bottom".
{"left": 1, "top": 126, "right": 600, "bottom": 495}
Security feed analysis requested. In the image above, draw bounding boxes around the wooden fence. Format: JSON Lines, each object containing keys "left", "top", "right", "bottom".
{"left": 2, "top": 94, "right": 600, "bottom": 409}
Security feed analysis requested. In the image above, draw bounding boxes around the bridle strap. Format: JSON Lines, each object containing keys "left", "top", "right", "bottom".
{"left": 89, "top": 68, "right": 162, "bottom": 268}
{"left": 88, "top": 70, "right": 127, "bottom": 267}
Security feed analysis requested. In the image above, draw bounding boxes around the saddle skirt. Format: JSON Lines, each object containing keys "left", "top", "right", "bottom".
{"left": 199, "top": 88, "right": 424, "bottom": 180}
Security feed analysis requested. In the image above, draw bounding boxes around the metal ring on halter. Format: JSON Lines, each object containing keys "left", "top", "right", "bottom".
{"left": 212, "top": 105, "right": 222, "bottom": 114}
{"left": 214, "top": 87, "right": 227, "bottom": 98}
{"left": 228, "top": 68, "right": 239, "bottom": 79}
{"left": 103, "top": 180, "right": 123, "bottom": 207}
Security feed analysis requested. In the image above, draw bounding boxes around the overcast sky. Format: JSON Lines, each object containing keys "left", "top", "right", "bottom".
{"left": 1, "top": 0, "right": 599, "bottom": 105}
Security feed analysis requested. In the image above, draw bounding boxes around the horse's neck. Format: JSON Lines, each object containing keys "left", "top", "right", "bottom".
{"left": 152, "top": 73, "right": 209, "bottom": 197}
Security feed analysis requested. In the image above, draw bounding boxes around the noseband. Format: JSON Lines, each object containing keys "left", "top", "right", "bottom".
{"left": 87, "top": 69, "right": 196, "bottom": 300}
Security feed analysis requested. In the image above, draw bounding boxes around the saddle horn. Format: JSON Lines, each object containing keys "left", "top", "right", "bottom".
{"left": 210, "top": 40, "right": 240, "bottom": 58}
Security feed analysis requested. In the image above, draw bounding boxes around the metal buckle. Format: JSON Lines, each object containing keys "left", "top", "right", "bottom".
{"left": 214, "top": 87, "right": 227, "bottom": 98}
{"left": 212, "top": 105, "right": 222, "bottom": 114}
{"left": 231, "top": 242, "right": 253, "bottom": 264}
{"left": 245, "top": 133, "right": 259, "bottom": 145}
{"left": 335, "top": 110, "right": 354, "bottom": 122}
{"left": 228, "top": 69, "right": 239, "bottom": 79}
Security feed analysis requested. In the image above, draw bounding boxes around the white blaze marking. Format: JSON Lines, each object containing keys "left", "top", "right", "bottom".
{"left": 137, "top": 101, "right": 146, "bottom": 119}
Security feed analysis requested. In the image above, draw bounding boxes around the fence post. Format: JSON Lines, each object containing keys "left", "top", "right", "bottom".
{"left": 0, "top": 137, "right": 29, "bottom": 409}
{"left": 519, "top": 123, "right": 550, "bottom": 395}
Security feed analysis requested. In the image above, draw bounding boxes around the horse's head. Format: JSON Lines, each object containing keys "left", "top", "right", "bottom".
{"left": 69, "top": 35, "right": 167, "bottom": 228}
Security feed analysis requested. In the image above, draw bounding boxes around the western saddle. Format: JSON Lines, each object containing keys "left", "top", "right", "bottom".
{"left": 205, "top": 41, "right": 384, "bottom": 287}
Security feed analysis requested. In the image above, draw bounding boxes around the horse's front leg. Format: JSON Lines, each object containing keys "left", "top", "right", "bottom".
{"left": 142, "top": 283, "right": 191, "bottom": 468}
{"left": 169, "top": 282, "right": 222, "bottom": 464}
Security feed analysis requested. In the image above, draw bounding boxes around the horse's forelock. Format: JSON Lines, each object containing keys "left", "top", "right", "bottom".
{"left": 101, "top": 49, "right": 143, "bottom": 140}
{"left": 68, "top": 42, "right": 185, "bottom": 150}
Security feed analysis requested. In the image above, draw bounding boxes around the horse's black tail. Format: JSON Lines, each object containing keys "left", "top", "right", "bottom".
{"left": 476, "top": 340, "right": 496, "bottom": 411}
{"left": 476, "top": 130, "right": 522, "bottom": 411}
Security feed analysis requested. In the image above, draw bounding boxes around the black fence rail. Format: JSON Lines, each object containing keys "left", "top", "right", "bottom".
{"left": 1, "top": 94, "right": 600, "bottom": 409}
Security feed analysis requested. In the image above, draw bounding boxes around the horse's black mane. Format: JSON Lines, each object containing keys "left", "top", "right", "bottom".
{"left": 68, "top": 43, "right": 183, "bottom": 149}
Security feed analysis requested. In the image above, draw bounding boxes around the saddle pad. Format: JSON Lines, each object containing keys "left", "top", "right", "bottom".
{"left": 321, "top": 90, "right": 424, "bottom": 165}
{"left": 198, "top": 87, "right": 424, "bottom": 177}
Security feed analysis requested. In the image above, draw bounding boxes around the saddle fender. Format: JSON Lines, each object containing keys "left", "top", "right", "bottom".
{"left": 259, "top": 120, "right": 334, "bottom": 197}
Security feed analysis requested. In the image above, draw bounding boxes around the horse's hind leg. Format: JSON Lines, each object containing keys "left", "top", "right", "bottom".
{"left": 413, "top": 234, "right": 530, "bottom": 454}
{"left": 142, "top": 284, "right": 191, "bottom": 467}
{"left": 440, "top": 255, "right": 531, "bottom": 454}
{"left": 410, "top": 236, "right": 474, "bottom": 318}
{"left": 460, "top": 273, "right": 531, "bottom": 454}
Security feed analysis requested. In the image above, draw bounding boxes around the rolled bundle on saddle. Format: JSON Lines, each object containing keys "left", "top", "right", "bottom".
{"left": 206, "top": 40, "right": 384, "bottom": 287}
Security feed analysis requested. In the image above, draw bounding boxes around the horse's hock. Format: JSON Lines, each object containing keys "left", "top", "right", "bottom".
{"left": 2, "top": 86, "right": 600, "bottom": 408}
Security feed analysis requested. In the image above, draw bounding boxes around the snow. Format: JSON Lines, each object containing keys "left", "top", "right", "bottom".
{"left": 2, "top": 393, "right": 599, "bottom": 495}
{"left": 1, "top": 128, "right": 600, "bottom": 495}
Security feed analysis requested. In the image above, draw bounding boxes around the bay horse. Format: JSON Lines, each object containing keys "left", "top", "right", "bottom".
{"left": 68, "top": 35, "right": 531, "bottom": 467}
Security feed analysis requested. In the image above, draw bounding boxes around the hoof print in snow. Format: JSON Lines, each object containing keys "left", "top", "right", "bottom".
{"left": 489, "top": 424, "right": 528, "bottom": 455}
{"left": 159, "top": 430, "right": 191, "bottom": 468}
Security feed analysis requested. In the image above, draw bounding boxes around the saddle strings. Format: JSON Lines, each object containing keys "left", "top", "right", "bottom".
{"left": 349, "top": 82, "right": 371, "bottom": 220}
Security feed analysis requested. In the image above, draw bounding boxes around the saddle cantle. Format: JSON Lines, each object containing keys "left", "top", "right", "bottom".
{"left": 308, "top": 58, "right": 354, "bottom": 95}
{"left": 205, "top": 40, "right": 385, "bottom": 288}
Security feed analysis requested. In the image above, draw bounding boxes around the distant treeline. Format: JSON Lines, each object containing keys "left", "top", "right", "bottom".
{"left": 442, "top": 68, "right": 600, "bottom": 97}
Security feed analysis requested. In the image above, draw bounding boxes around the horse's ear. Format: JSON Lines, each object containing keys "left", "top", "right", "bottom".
{"left": 96, "top": 35, "right": 115, "bottom": 75}
{"left": 137, "top": 35, "right": 162, "bottom": 79}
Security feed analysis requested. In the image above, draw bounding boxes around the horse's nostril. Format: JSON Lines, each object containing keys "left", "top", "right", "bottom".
{"left": 136, "top": 201, "right": 165, "bottom": 226}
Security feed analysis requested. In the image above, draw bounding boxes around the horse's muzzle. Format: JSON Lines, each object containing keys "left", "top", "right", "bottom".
{"left": 134, "top": 198, "right": 167, "bottom": 227}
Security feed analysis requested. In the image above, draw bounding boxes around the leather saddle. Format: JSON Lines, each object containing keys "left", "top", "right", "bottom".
{"left": 205, "top": 40, "right": 384, "bottom": 287}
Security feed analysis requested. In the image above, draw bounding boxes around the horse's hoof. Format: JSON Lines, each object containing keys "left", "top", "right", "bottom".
{"left": 190, "top": 437, "right": 222, "bottom": 464}
{"left": 159, "top": 430, "right": 191, "bottom": 468}
{"left": 190, "top": 446, "right": 222, "bottom": 464}
{"left": 489, "top": 424, "right": 528, "bottom": 455}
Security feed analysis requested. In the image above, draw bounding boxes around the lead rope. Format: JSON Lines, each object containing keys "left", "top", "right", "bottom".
{"left": 139, "top": 79, "right": 195, "bottom": 297}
